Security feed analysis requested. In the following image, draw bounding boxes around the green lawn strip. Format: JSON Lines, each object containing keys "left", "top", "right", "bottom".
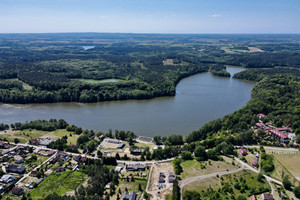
{"left": 30, "top": 171, "right": 87, "bottom": 199}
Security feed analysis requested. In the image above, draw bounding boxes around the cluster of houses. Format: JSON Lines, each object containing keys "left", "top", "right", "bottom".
{"left": 255, "top": 114, "right": 294, "bottom": 143}
{"left": 238, "top": 149, "right": 259, "bottom": 167}
{"left": 158, "top": 172, "right": 175, "bottom": 184}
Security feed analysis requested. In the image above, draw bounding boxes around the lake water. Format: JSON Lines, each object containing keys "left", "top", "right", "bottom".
{"left": 82, "top": 46, "right": 95, "bottom": 50}
{"left": 0, "top": 67, "right": 254, "bottom": 137}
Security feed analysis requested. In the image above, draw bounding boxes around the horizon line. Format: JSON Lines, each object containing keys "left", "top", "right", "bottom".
{"left": 0, "top": 32, "right": 300, "bottom": 35}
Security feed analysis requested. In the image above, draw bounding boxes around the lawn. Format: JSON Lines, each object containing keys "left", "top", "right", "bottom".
{"left": 0, "top": 129, "right": 78, "bottom": 145}
{"left": 30, "top": 171, "right": 87, "bottom": 199}
{"left": 0, "top": 129, "right": 48, "bottom": 143}
{"left": 180, "top": 157, "right": 239, "bottom": 180}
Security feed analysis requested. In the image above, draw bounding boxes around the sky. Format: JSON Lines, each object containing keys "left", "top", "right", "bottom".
{"left": 0, "top": 0, "right": 300, "bottom": 34}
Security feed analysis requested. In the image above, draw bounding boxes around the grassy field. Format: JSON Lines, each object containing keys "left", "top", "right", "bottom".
{"left": 180, "top": 157, "right": 239, "bottom": 180}
{"left": 267, "top": 151, "right": 300, "bottom": 185}
{"left": 0, "top": 129, "right": 78, "bottom": 145}
{"left": 0, "top": 129, "right": 48, "bottom": 143}
{"left": 30, "top": 171, "right": 87, "bottom": 199}
{"left": 183, "top": 170, "right": 270, "bottom": 199}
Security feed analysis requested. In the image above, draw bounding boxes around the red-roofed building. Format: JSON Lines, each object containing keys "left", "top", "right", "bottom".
{"left": 262, "top": 193, "right": 274, "bottom": 200}
{"left": 239, "top": 149, "right": 247, "bottom": 156}
{"left": 257, "top": 114, "right": 266, "bottom": 118}
{"left": 252, "top": 161, "right": 257, "bottom": 166}
{"left": 12, "top": 187, "right": 23, "bottom": 196}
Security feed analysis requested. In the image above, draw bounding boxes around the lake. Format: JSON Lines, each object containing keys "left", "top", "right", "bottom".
{"left": 0, "top": 67, "right": 254, "bottom": 137}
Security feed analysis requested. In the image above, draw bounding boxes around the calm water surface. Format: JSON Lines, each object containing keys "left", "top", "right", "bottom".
{"left": 0, "top": 67, "right": 254, "bottom": 136}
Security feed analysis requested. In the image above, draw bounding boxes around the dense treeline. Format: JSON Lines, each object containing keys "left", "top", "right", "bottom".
{"left": 11, "top": 119, "right": 69, "bottom": 131}
{"left": 233, "top": 68, "right": 300, "bottom": 82}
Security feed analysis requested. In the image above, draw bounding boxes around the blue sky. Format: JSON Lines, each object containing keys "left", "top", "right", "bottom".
{"left": 0, "top": 0, "right": 299, "bottom": 33}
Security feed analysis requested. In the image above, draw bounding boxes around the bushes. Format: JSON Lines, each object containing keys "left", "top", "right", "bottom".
{"left": 173, "top": 157, "right": 183, "bottom": 175}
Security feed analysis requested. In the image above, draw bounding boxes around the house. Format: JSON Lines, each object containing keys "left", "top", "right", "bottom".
{"left": 46, "top": 150, "right": 55, "bottom": 156}
{"left": 255, "top": 152, "right": 260, "bottom": 158}
{"left": 123, "top": 191, "right": 136, "bottom": 200}
{"left": 55, "top": 167, "right": 65, "bottom": 172}
{"left": 30, "top": 139, "right": 40, "bottom": 145}
{"left": 0, "top": 174, "right": 15, "bottom": 183}
{"left": 159, "top": 172, "right": 166, "bottom": 178}
{"left": 12, "top": 187, "right": 23, "bottom": 196}
{"left": 74, "top": 155, "right": 81, "bottom": 162}
{"left": 252, "top": 161, "right": 257, "bottom": 166}
{"left": 168, "top": 172, "right": 176, "bottom": 183}
{"left": 239, "top": 149, "right": 247, "bottom": 156}
{"left": 36, "top": 178, "right": 44, "bottom": 185}
{"left": 251, "top": 195, "right": 256, "bottom": 200}
{"left": 126, "top": 163, "right": 145, "bottom": 171}
{"left": 72, "top": 164, "right": 79, "bottom": 171}
{"left": 14, "top": 155, "right": 24, "bottom": 163}
{"left": 5, "top": 163, "right": 26, "bottom": 174}
{"left": 158, "top": 176, "right": 165, "bottom": 183}
{"left": 262, "top": 193, "right": 274, "bottom": 200}
{"left": 39, "top": 138, "right": 54, "bottom": 146}
{"left": 30, "top": 170, "right": 38, "bottom": 177}
{"left": 130, "top": 148, "right": 145, "bottom": 155}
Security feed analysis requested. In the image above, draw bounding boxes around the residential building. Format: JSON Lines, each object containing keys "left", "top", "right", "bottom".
{"left": 262, "top": 193, "right": 274, "bottom": 200}
{"left": 239, "top": 149, "right": 247, "bottom": 156}
{"left": 0, "top": 174, "right": 15, "bottom": 183}
{"left": 14, "top": 155, "right": 24, "bottom": 163}
{"left": 5, "top": 163, "right": 26, "bottom": 174}
{"left": 126, "top": 163, "right": 145, "bottom": 171}
{"left": 12, "top": 187, "right": 23, "bottom": 196}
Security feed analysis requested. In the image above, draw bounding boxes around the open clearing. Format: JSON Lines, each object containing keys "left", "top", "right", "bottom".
{"left": 248, "top": 47, "right": 264, "bottom": 52}
{"left": 180, "top": 157, "right": 240, "bottom": 180}
{"left": 30, "top": 171, "right": 87, "bottom": 199}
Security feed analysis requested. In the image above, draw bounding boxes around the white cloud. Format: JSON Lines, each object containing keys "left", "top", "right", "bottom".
{"left": 212, "top": 14, "right": 221, "bottom": 18}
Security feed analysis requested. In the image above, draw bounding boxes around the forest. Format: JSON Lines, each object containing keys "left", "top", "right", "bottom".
{"left": 0, "top": 33, "right": 299, "bottom": 103}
